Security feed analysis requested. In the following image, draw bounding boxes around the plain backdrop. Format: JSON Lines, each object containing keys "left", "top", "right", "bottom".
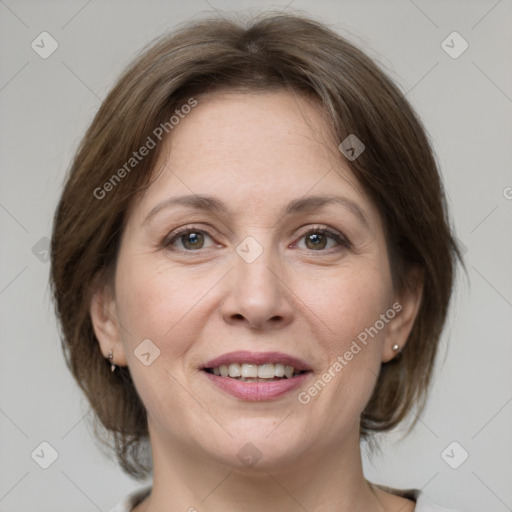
{"left": 1, "top": 1, "right": 511, "bottom": 511}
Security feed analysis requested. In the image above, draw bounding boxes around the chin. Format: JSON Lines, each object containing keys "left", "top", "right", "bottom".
{"left": 195, "top": 417, "right": 316, "bottom": 471}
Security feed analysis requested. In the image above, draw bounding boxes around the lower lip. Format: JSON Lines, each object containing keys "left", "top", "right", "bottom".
{"left": 202, "top": 371, "right": 311, "bottom": 401}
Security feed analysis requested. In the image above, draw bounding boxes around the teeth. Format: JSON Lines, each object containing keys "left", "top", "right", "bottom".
{"left": 274, "top": 363, "right": 285, "bottom": 377}
{"left": 228, "top": 363, "right": 241, "bottom": 377}
{"left": 209, "top": 363, "right": 300, "bottom": 379}
{"left": 241, "top": 363, "right": 258, "bottom": 378}
{"left": 257, "top": 363, "right": 275, "bottom": 379}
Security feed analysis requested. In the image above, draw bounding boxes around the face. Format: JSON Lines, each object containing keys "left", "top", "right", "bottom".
{"left": 92, "top": 90, "right": 419, "bottom": 472}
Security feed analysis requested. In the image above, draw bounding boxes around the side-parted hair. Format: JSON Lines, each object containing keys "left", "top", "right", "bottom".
{"left": 50, "top": 13, "right": 463, "bottom": 478}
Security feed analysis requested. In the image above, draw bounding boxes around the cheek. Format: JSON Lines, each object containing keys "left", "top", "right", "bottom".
{"left": 115, "top": 256, "right": 211, "bottom": 344}
{"left": 296, "top": 262, "right": 392, "bottom": 351}
{"left": 112, "top": 260, "right": 203, "bottom": 425}
{"left": 292, "top": 264, "right": 391, "bottom": 414}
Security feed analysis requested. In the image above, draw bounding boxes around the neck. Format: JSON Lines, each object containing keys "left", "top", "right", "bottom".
{"left": 136, "top": 424, "right": 395, "bottom": 512}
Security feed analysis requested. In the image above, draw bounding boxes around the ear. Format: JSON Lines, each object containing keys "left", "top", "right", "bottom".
{"left": 89, "top": 280, "right": 128, "bottom": 367}
{"left": 381, "top": 268, "right": 424, "bottom": 363}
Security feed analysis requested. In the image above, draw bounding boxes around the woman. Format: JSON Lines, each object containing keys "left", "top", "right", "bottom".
{"left": 50, "top": 13, "right": 464, "bottom": 512}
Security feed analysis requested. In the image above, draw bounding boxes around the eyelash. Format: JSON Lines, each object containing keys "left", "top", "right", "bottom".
{"left": 295, "top": 226, "right": 351, "bottom": 251}
{"left": 163, "top": 224, "right": 351, "bottom": 253}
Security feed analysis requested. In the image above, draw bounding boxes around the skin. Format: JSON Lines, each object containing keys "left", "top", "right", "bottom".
{"left": 91, "top": 90, "right": 422, "bottom": 512}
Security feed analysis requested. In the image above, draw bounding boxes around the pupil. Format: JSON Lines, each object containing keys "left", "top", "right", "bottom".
{"left": 307, "top": 233, "right": 326, "bottom": 250}
{"left": 183, "top": 232, "right": 203, "bottom": 249}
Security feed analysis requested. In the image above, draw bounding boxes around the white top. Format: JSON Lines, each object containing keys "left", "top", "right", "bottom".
{"left": 109, "top": 486, "right": 464, "bottom": 511}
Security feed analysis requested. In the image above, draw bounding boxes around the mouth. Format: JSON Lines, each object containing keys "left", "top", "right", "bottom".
{"left": 201, "top": 351, "right": 313, "bottom": 401}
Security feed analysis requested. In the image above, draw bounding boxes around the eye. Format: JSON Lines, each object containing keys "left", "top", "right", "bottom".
{"left": 295, "top": 227, "right": 350, "bottom": 251}
{"left": 164, "top": 227, "right": 216, "bottom": 251}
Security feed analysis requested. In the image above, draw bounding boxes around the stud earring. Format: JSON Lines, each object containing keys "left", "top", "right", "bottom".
{"left": 108, "top": 350, "right": 117, "bottom": 372}
{"left": 392, "top": 344, "right": 400, "bottom": 351}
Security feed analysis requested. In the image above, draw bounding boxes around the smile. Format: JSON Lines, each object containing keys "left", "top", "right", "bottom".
{"left": 201, "top": 351, "right": 313, "bottom": 400}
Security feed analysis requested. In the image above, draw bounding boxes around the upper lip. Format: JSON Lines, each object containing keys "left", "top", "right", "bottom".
{"left": 202, "top": 351, "right": 312, "bottom": 371}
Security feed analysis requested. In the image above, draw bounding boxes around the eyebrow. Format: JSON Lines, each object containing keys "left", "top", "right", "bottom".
{"left": 143, "top": 194, "right": 369, "bottom": 227}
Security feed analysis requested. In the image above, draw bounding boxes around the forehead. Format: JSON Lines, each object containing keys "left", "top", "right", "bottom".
{"left": 167, "top": 90, "right": 342, "bottom": 178}
{"left": 132, "top": 90, "right": 378, "bottom": 225}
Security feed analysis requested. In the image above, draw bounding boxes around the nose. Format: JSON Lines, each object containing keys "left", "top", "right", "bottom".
{"left": 220, "top": 249, "right": 294, "bottom": 331}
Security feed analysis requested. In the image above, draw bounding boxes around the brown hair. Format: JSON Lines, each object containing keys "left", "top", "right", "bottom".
{"left": 50, "top": 13, "right": 463, "bottom": 478}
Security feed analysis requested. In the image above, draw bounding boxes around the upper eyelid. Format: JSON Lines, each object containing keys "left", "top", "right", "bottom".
{"left": 164, "top": 225, "right": 217, "bottom": 245}
{"left": 166, "top": 224, "right": 343, "bottom": 239}
{"left": 293, "top": 227, "right": 350, "bottom": 249}
{"left": 294, "top": 224, "right": 345, "bottom": 238}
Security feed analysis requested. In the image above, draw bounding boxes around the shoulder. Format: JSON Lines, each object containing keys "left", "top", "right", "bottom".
{"left": 109, "top": 485, "right": 465, "bottom": 512}
{"left": 373, "top": 483, "right": 464, "bottom": 512}
{"left": 415, "top": 492, "right": 465, "bottom": 512}
{"left": 109, "top": 486, "right": 151, "bottom": 512}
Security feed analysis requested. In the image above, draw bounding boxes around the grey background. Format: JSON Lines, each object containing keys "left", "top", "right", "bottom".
{"left": 1, "top": 0, "right": 511, "bottom": 511}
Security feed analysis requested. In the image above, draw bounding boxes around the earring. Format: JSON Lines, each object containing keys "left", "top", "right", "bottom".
{"left": 108, "top": 350, "right": 117, "bottom": 372}
{"left": 391, "top": 344, "right": 402, "bottom": 360}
